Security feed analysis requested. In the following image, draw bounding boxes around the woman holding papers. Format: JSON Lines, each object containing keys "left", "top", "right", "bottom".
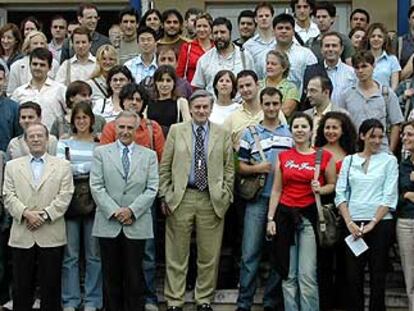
{"left": 335, "top": 118, "right": 398, "bottom": 311}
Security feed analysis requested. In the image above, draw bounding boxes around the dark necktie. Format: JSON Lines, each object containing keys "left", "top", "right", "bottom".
{"left": 122, "top": 147, "right": 130, "bottom": 179}
{"left": 194, "top": 126, "right": 208, "bottom": 191}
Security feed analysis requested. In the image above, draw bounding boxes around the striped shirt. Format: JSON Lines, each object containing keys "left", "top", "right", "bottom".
{"left": 56, "top": 139, "right": 97, "bottom": 176}
{"left": 239, "top": 123, "right": 293, "bottom": 197}
{"left": 324, "top": 60, "right": 356, "bottom": 105}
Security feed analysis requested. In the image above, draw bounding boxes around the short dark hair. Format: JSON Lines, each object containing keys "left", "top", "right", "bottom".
{"left": 290, "top": 0, "right": 316, "bottom": 13}
{"left": 65, "top": 80, "right": 92, "bottom": 108}
{"left": 185, "top": 8, "right": 203, "bottom": 20}
{"left": 162, "top": 9, "right": 184, "bottom": 26}
{"left": 71, "top": 26, "right": 91, "bottom": 42}
{"left": 77, "top": 2, "right": 98, "bottom": 17}
{"left": 237, "top": 10, "right": 255, "bottom": 24}
{"left": 254, "top": 2, "right": 274, "bottom": 17}
{"left": 119, "top": 7, "right": 139, "bottom": 24}
{"left": 107, "top": 65, "right": 134, "bottom": 97}
{"left": 119, "top": 83, "right": 149, "bottom": 116}
{"left": 290, "top": 111, "right": 314, "bottom": 131}
{"left": 357, "top": 118, "right": 384, "bottom": 151}
{"left": 71, "top": 101, "right": 95, "bottom": 134}
{"left": 236, "top": 70, "right": 258, "bottom": 83}
{"left": 351, "top": 8, "right": 370, "bottom": 24}
{"left": 139, "top": 9, "right": 163, "bottom": 29}
{"left": 351, "top": 50, "right": 375, "bottom": 67}
{"left": 213, "top": 70, "right": 237, "bottom": 99}
{"left": 20, "top": 101, "right": 41, "bottom": 118}
{"left": 212, "top": 17, "right": 232, "bottom": 33}
{"left": 309, "top": 75, "right": 333, "bottom": 96}
{"left": 272, "top": 13, "right": 295, "bottom": 29}
{"left": 30, "top": 47, "right": 53, "bottom": 67}
{"left": 315, "top": 1, "right": 336, "bottom": 18}
{"left": 409, "top": 6, "right": 414, "bottom": 19}
{"left": 320, "top": 31, "right": 343, "bottom": 46}
{"left": 260, "top": 86, "right": 283, "bottom": 104}
{"left": 137, "top": 26, "right": 157, "bottom": 41}
{"left": 50, "top": 15, "right": 67, "bottom": 26}
{"left": 348, "top": 26, "right": 366, "bottom": 40}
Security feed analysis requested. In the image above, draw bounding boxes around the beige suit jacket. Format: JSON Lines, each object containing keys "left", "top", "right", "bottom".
{"left": 3, "top": 153, "right": 74, "bottom": 248}
{"left": 159, "top": 121, "right": 234, "bottom": 219}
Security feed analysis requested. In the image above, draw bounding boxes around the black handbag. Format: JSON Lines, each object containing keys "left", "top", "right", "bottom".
{"left": 314, "top": 148, "right": 340, "bottom": 248}
{"left": 66, "top": 174, "right": 95, "bottom": 218}
{"left": 236, "top": 126, "right": 267, "bottom": 201}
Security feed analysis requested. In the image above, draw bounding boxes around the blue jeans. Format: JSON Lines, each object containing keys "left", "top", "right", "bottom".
{"left": 143, "top": 202, "right": 158, "bottom": 304}
{"left": 283, "top": 218, "right": 319, "bottom": 311}
{"left": 62, "top": 216, "right": 103, "bottom": 309}
{"left": 237, "top": 196, "right": 281, "bottom": 310}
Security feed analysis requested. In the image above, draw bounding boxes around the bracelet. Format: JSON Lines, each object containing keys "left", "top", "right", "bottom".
{"left": 347, "top": 220, "right": 354, "bottom": 227}
{"left": 267, "top": 220, "right": 275, "bottom": 223}
{"left": 267, "top": 216, "right": 274, "bottom": 221}
{"left": 371, "top": 217, "right": 378, "bottom": 224}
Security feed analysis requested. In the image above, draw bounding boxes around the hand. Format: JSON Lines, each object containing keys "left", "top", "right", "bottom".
{"left": 405, "top": 88, "right": 414, "bottom": 99}
{"left": 266, "top": 220, "right": 277, "bottom": 236}
{"left": 410, "top": 171, "right": 414, "bottom": 182}
{"left": 362, "top": 221, "right": 376, "bottom": 235}
{"left": 160, "top": 200, "right": 172, "bottom": 217}
{"left": 255, "top": 161, "right": 272, "bottom": 174}
{"left": 347, "top": 221, "right": 363, "bottom": 240}
{"left": 114, "top": 207, "right": 133, "bottom": 225}
{"left": 311, "top": 180, "right": 321, "bottom": 193}
{"left": 23, "top": 210, "right": 45, "bottom": 231}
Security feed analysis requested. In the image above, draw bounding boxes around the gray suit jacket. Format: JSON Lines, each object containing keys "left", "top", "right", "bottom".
{"left": 90, "top": 142, "right": 159, "bottom": 239}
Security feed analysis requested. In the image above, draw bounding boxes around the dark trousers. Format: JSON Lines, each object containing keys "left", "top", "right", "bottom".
{"left": 345, "top": 220, "right": 393, "bottom": 311}
{"left": 12, "top": 245, "right": 63, "bottom": 311}
{"left": 99, "top": 232, "right": 146, "bottom": 311}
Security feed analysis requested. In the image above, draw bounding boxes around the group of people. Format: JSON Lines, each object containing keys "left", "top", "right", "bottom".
{"left": 0, "top": 1, "right": 413, "bottom": 311}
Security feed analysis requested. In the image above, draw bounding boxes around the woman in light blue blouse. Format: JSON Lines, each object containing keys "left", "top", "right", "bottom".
{"left": 365, "top": 23, "right": 401, "bottom": 91}
{"left": 57, "top": 101, "right": 102, "bottom": 311}
{"left": 335, "top": 118, "right": 398, "bottom": 311}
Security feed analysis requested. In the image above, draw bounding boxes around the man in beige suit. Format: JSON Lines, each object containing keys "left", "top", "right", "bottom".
{"left": 159, "top": 90, "right": 234, "bottom": 311}
{"left": 3, "top": 122, "right": 74, "bottom": 311}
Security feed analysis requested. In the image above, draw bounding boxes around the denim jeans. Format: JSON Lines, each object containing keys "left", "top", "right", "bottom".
{"left": 62, "top": 216, "right": 103, "bottom": 309}
{"left": 283, "top": 217, "right": 319, "bottom": 311}
{"left": 143, "top": 202, "right": 158, "bottom": 304}
{"left": 237, "top": 196, "right": 281, "bottom": 310}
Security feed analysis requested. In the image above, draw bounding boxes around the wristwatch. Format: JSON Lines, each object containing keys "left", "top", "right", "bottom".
{"left": 41, "top": 211, "right": 50, "bottom": 221}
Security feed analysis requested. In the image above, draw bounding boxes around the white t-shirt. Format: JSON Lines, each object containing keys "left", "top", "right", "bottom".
{"left": 209, "top": 102, "right": 240, "bottom": 125}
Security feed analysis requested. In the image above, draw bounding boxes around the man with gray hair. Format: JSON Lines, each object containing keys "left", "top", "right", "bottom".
{"left": 159, "top": 90, "right": 234, "bottom": 311}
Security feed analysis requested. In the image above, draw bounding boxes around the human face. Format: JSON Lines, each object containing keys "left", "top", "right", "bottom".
{"left": 78, "top": 8, "right": 99, "bottom": 33}
{"left": 295, "top": 0, "right": 312, "bottom": 23}
{"left": 24, "top": 21, "right": 37, "bottom": 37}
{"left": 402, "top": 124, "right": 414, "bottom": 153}
{"left": 354, "top": 62, "right": 374, "bottom": 82}
{"left": 351, "top": 12, "right": 368, "bottom": 30}
{"left": 195, "top": 18, "right": 211, "bottom": 41}
{"left": 186, "top": 14, "right": 197, "bottom": 37}
{"left": 369, "top": 28, "right": 385, "bottom": 51}
{"left": 70, "top": 92, "right": 91, "bottom": 105}
{"left": 72, "top": 33, "right": 91, "bottom": 58}
{"left": 261, "top": 93, "right": 282, "bottom": 121}
{"left": 306, "top": 78, "right": 327, "bottom": 107}
{"left": 315, "top": 9, "right": 334, "bottom": 33}
{"left": 164, "top": 14, "right": 181, "bottom": 38}
{"left": 216, "top": 73, "right": 233, "bottom": 97}
{"left": 157, "top": 50, "right": 177, "bottom": 68}
{"left": 116, "top": 116, "right": 137, "bottom": 146}
{"left": 255, "top": 7, "right": 273, "bottom": 30}
{"left": 51, "top": 19, "right": 67, "bottom": 41}
{"left": 360, "top": 127, "right": 383, "bottom": 154}
{"left": 109, "top": 73, "right": 130, "bottom": 95}
{"left": 350, "top": 30, "right": 365, "bottom": 49}
{"left": 273, "top": 22, "right": 294, "bottom": 45}
{"left": 1, "top": 30, "right": 16, "bottom": 53}
{"left": 120, "top": 14, "right": 137, "bottom": 38}
{"left": 238, "top": 17, "right": 256, "bottom": 40}
{"left": 323, "top": 118, "right": 343, "bottom": 144}
{"left": 74, "top": 110, "right": 92, "bottom": 134}
{"left": 410, "top": 11, "right": 414, "bottom": 32}
{"left": 30, "top": 57, "right": 50, "bottom": 81}
{"left": 237, "top": 75, "right": 259, "bottom": 102}
{"left": 25, "top": 124, "right": 48, "bottom": 157}
{"left": 109, "top": 26, "right": 121, "bottom": 47}
{"left": 138, "top": 32, "right": 156, "bottom": 55}
{"left": 291, "top": 117, "right": 312, "bottom": 145}
{"left": 123, "top": 92, "right": 143, "bottom": 114}
{"left": 29, "top": 35, "right": 47, "bottom": 52}
{"left": 190, "top": 96, "right": 212, "bottom": 125}
{"left": 321, "top": 35, "right": 342, "bottom": 63}
{"left": 146, "top": 13, "right": 161, "bottom": 31}
{"left": 100, "top": 50, "right": 117, "bottom": 73}
{"left": 19, "top": 108, "right": 40, "bottom": 130}
{"left": 266, "top": 54, "right": 285, "bottom": 78}
{"left": 212, "top": 24, "right": 231, "bottom": 51}
{"left": 155, "top": 73, "right": 174, "bottom": 98}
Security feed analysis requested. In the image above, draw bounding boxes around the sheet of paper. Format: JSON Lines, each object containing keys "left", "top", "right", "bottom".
{"left": 345, "top": 234, "right": 369, "bottom": 257}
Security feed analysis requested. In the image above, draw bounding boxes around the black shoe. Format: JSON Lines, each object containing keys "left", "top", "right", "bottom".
{"left": 197, "top": 303, "right": 213, "bottom": 311}
{"left": 167, "top": 307, "right": 183, "bottom": 311}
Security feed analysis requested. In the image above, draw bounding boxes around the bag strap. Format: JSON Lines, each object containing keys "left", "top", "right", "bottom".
{"left": 183, "top": 43, "right": 192, "bottom": 80}
{"left": 92, "top": 77, "right": 109, "bottom": 98}
{"left": 398, "top": 36, "right": 403, "bottom": 61}
{"left": 101, "top": 98, "right": 107, "bottom": 114}
{"left": 240, "top": 46, "right": 246, "bottom": 70}
{"left": 346, "top": 155, "right": 354, "bottom": 196}
{"left": 313, "top": 148, "right": 326, "bottom": 228}
{"left": 145, "top": 119, "right": 154, "bottom": 150}
{"left": 247, "top": 125, "right": 266, "bottom": 162}
{"left": 65, "top": 59, "right": 71, "bottom": 86}
{"left": 58, "top": 116, "right": 65, "bottom": 138}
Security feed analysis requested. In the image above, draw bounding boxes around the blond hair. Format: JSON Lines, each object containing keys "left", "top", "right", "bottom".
{"left": 90, "top": 44, "right": 119, "bottom": 79}
{"left": 21, "top": 31, "right": 47, "bottom": 54}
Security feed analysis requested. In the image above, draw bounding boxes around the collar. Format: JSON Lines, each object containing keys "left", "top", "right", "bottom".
{"left": 324, "top": 59, "right": 342, "bottom": 70}
{"left": 116, "top": 140, "right": 134, "bottom": 153}
{"left": 26, "top": 77, "right": 54, "bottom": 89}
{"left": 376, "top": 50, "right": 388, "bottom": 61}
{"left": 29, "top": 153, "right": 47, "bottom": 162}
{"left": 69, "top": 53, "right": 96, "bottom": 64}
{"left": 122, "top": 34, "right": 137, "bottom": 43}
{"left": 257, "top": 121, "right": 284, "bottom": 133}
{"left": 240, "top": 101, "right": 263, "bottom": 116}
{"left": 49, "top": 39, "right": 64, "bottom": 49}
{"left": 192, "top": 121, "right": 209, "bottom": 133}
{"left": 133, "top": 54, "right": 157, "bottom": 67}
{"left": 313, "top": 102, "right": 332, "bottom": 116}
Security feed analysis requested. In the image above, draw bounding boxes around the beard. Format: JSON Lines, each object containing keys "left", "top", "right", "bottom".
{"left": 215, "top": 39, "right": 230, "bottom": 51}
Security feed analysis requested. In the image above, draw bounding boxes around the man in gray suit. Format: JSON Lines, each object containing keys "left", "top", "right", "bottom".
{"left": 90, "top": 110, "right": 159, "bottom": 311}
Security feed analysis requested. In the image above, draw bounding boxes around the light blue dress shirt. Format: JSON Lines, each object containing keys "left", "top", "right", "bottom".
{"left": 29, "top": 154, "right": 46, "bottom": 186}
{"left": 124, "top": 54, "right": 158, "bottom": 84}
{"left": 373, "top": 51, "right": 401, "bottom": 88}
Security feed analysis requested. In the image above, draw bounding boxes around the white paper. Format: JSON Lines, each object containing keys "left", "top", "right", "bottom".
{"left": 345, "top": 234, "right": 369, "bottom": 257}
